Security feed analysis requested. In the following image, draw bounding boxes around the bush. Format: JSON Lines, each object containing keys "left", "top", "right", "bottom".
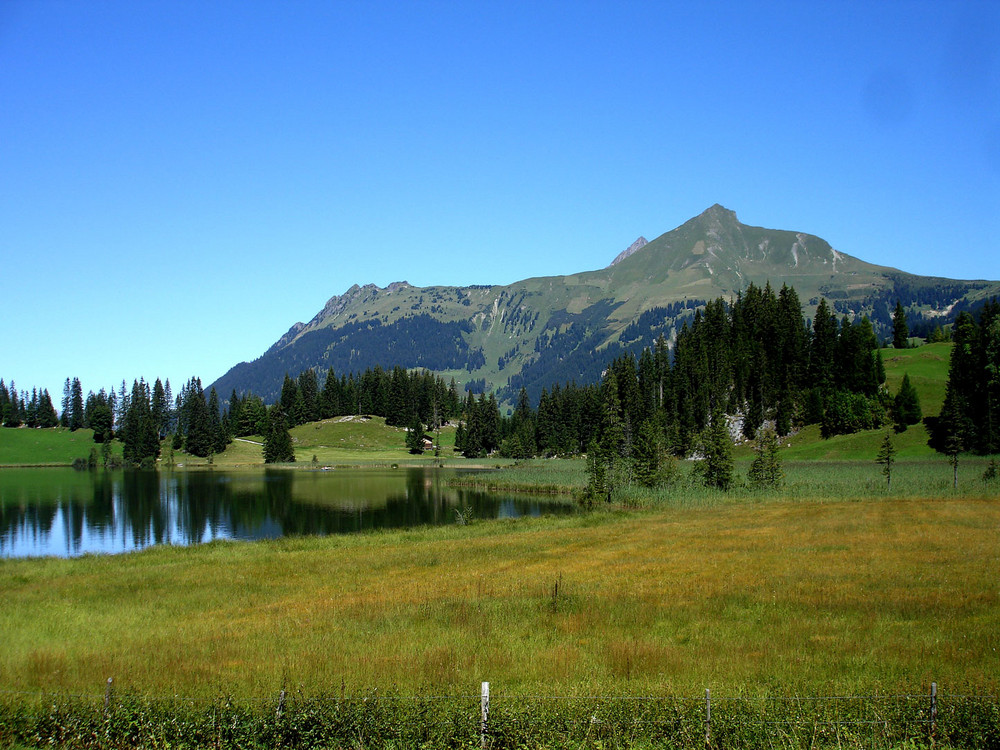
{"left": 821, "top": 390, "right": 885, "bottom": 438}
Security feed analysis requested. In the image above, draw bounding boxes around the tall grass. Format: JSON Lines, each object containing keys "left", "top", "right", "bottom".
{"left": 454, "top": 455, "right": 1000, "bottom": 507}
{"left": 2, "top": 687, "right": 997, "bottom": 748}
{"left": 1, "top": 493, "right": 997, "bottom": 701}
{"left": 450, "top": 458, "right": 588, "bottom": 494}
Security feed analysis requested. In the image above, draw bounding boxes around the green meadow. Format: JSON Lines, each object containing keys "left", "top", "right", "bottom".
{"left": 0, "top": 427, "right": 119, "bottom": 467}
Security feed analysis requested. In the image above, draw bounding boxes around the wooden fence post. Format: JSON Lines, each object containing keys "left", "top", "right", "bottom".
{"left": 705, "top": 688, "right": 711, "bottom": 747}
{"left": 481, "top": 682, "right": 490, "bottom": 749}
{"left": 930, "top": 682, "right": 937, "bottom": 747}
{"left": 103, "top": 678, "right": 113, "bottom": 716}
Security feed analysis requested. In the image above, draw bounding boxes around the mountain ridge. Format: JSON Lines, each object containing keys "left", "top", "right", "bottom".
{"left": 211, "top": 205, "right": 1000, "bottom": 405}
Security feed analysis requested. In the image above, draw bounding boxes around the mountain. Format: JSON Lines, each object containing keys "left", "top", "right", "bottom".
{"left": 210, "top": 205, "right": 1000, "bottom": 406}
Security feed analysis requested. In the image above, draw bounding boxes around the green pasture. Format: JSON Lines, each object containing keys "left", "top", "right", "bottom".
{"left": 0, "top": 428, "right": 121, "bottom": 467}
{"left": 1, "top": 488, "right": 997, "bottom": 702}
{"left": 882, "top": 341, "right": 951, "bottom": 416}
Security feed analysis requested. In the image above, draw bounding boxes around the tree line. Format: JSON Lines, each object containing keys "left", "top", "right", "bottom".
{"left": 5, "top": 282, "right": 962, "bottom": 476}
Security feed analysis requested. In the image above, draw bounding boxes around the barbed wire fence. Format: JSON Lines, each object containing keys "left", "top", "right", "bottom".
{"left": 1, "top": 680, "right": 997, "bottom": 749}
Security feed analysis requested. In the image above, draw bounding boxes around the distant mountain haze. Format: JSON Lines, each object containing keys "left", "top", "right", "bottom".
{"left": 211, "top": 205, "right": 999, "bottom": 405}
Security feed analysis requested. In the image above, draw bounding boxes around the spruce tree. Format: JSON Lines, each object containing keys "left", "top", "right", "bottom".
{"left": 207, "top": 387, "right": 227, "bottom": 454}
{"left": 60, "top": 378, "right": 71, "bottom": 428}
{"left": 182, "top": 378, "right": 214, "bottom": 457}
{"left": 121, "top": 379, "right": 159, "bottom": 465}
{"left": 38, "top": 389, "right": 59, "bottom": 428}
{"left": 4, "top": 386, "right": 22, "bottom": 428}
{"left": 809, "top": 298, "right": 837, "bottom": 393}
{"left": 599, "top": 374, "right": 630, "bottom": 494}
{"left": 406, "top": 414, "right": 425, "bottom": 454}
{"left": 151, "top": 378, "right": 169, "bottom": 438}
{"left": 893, "top": 372, "right": 922, "bottom": 431}
{"left": 298, "top": 368, "right": 320, "bottom": 424}
{"left": 69, "top": 378, "right": 84, "bottom": 431}
{"left": 584, "top": 439, "right": 608, "bottom": 502}
{"left": 279, "top": 374, "right": 301, "bottom": 426}
{"left": 876, "top": 432, "right": 897, "bottom": 488}
{"left": 892, "top": 300, "right": 909, "bottom": 349}
{"left": 89, "top": 401, "right": 114, "bottom": 443}
{"left": 632, "top": 418, "right": 667, "bottom": 488}
{"left": 263, "top": 404, "right": 295, "bottom": 463}
{"left": 25, "top": 388, "right": 38, "bottom": 428}
{"left": 748, "top": 428, "right": 783, "bottom": 489}
{"left": 698, "top": 411, "right": 734, "bottom": 491}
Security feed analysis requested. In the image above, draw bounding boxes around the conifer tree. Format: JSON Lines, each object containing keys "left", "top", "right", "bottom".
{"left": 698, "top": 410, "right": 734, "bottom": 491}
{"left": 151, "top": 378, "right": 169, "bottom": 438}
{"left": 25, "top": 388, "right": 38, "bottom": 428}
{"left": 180, "top": 378, "right": 214, "bottom": 457}
{"left": 263, "top": 404, "right": 295, "bottom": 463}
{"left": 69, "top": 377, "right": 84, "bottom": 431}
{"left": 60, "top": 378, "right": 71, "bottom": 427}
{"left": 632, "top": 418, "right": 667, "bottom": 488}
{"left": 933, "top": 388, "right": 971, "bottom": 488}
{"left": 876, "top": 432, "right": 897, "bottom": 488}
{"left": 121, "top": 379, "right": 159, "bottom": 465}
{"left": 584, "top": 438, "right": 608, "bottom": 502}
{"left": 598, "top": 375, "right": 630, "bottom": 494}
{"left": 387, "top": 366, "right": 410, "bottom": 426}
{"left": 0, "top": 380, "right": 9, "bottom": 425}
{"left": 748, "top": 428, "right": 783, "bottom": 489}
{"left": 163, "top": 379, "right": 173, "bottom": 434}
{"left": 89, "top": 398, "right": 114, "bottom": 443}
{"left": 406, "top": 414, "right": 425, "bottom": 454}
{"left": 892, "top": 300, "right": 909, "bottom": 349}
{"left": 809, "top": 298, "right": 838, "bottom": 394}
{"left": 929, "top": 312, "right": 979, "bottom": 459}
{"left": 279, "top": 374, "right": 301, "bottom": 426}
{"left": 37, "top": 389, "right": 59, "bottom": 428}
{"left": 893, "top": 372, "right": 922, "bottom": 431}
{"left": 207, "top": 387, "right": 228, "bottom": 454}
{"left": 3, "top": 385, "right": 22, "bottom": 428}
{"left": 298, "top": 368, "right": 320, "bottom": 424}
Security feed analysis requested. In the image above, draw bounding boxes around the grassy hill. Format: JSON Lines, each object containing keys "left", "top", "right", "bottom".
{"left": 169, "top": 415, "right": 464, "bottom": 468}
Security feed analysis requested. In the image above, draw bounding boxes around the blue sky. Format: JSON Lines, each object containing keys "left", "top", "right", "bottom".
{"left": 2, "top": 1, "right": 998, "bottom": 403}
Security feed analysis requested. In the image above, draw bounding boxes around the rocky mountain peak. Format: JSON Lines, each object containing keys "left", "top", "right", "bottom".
{"left": 610, "top": 236, "right": 649, "bottom": 266}
{"left": 700, "top": 203, "right": 739, "bottom": 224}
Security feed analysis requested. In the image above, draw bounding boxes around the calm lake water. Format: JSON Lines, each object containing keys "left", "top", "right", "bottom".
{"left": 0, "top": 467, "right": 574, "bottom": 559}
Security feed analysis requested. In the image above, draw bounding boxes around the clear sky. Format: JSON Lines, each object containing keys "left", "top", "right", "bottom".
{"left": 2, "top": 0, "right": 998, "bottom": 404}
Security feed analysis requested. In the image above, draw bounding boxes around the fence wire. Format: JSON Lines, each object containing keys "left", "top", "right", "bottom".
{"left": 0, "top": 683, "right": 997, "bottom": 749}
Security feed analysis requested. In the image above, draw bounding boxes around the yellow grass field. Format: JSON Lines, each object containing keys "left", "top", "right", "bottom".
{"left": 1, "top": 495, "right": 997, "bottom": 701}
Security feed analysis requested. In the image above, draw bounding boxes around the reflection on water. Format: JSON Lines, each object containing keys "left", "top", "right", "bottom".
{"left": 0, "top": 468, "right": 573, "bottom": 558}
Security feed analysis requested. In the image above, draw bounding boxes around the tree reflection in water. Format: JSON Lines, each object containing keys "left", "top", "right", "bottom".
{"left": 0, "top": 468, "right": 572, "bottom": 558}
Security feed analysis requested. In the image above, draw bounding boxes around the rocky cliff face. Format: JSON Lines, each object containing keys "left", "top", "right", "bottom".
{"left": 610, "top": 236, "right": 648, "bottom": 266}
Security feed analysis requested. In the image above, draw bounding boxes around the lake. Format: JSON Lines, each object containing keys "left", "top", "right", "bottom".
{"left": 0, "top": 467, "right": 574, "bottom": 558}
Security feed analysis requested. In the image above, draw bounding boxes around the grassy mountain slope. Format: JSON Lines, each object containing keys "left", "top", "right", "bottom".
{"left": 210, "top": 206, "right": 998, "bottom": 405}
